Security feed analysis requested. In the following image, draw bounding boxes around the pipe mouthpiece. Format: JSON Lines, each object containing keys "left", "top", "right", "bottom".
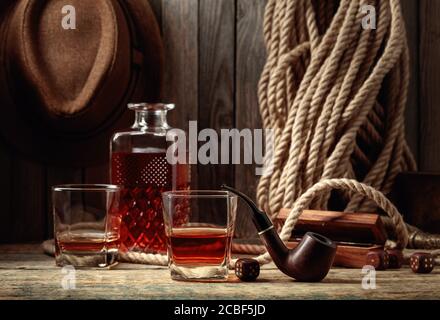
{"left": 221, "top": 185, "right": 273, "bottom": 232}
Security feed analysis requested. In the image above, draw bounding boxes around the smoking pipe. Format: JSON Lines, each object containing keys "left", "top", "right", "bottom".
{"left": 222, "top": 185, "right": 337, "bottom": 282}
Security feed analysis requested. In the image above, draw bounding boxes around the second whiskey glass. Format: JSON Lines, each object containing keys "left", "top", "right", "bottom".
{"left": 162, "top": 190, "right": 237, "bottom": 281}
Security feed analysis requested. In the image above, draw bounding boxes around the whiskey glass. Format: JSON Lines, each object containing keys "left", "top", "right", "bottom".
{"left": 162, "top": 190, "right": 237, "bottom": 281}
{"left": 52, "top": 184, "right": 122, "bottom": 268}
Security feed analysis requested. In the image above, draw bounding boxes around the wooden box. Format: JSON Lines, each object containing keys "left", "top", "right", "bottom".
{"left": 276, "top": 209, "right": 388, "bottom": 268}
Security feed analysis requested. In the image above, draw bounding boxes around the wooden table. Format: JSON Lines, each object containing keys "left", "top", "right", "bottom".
{"left": 1, "top": 244, "right": 439, "bottom": 300}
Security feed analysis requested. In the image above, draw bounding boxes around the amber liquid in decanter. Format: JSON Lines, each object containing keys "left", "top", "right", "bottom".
{"left": 110, "top": 103, "right": 190, "bottom": 254}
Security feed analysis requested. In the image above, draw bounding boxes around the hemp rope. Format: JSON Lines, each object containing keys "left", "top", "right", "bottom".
{"left": 257, "top": 0, "right": 415, "bottom": 216}
{"left": 255, "top": 0, "right": 417, "bottom": 258}
{"left": 42, "top": 0, "right": 440, "bottom": 268}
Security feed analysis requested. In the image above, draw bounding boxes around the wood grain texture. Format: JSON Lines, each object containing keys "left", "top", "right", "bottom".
{"left": 0, "top": 143, "right": 12, "bottom": 243}
{"left": 419, "top": 1, "right": 440, "bottom": 172}
{"left": 285, "top": 241, "right": 384, "bottom": 269}
{"left": 392, "top": 172, "right": 440, "bottom": 233}
{"left": 10, "top": 157, "right": 46, "bottom": 242}
{"left": 46, "top": 167, "right": 83, "bottom": 239}
{"left": 277, "top": 209, "right": 387, "bottom": 245}
{"left": 161, "top": 0, "right": 199, "bottom": 190}
{"left": 401, "top": 0, "right": 419, "bottom": 161}
{"left": 162, "top": 0, "right": 198, "bottom": 132}
{"left": 198, "top": 0, "right": 235, "bottom": 218}
{"left": 1, "top": 244, "right": 440, "bottom": 299}
{"left": 235, "top": 0, "right": 267, "bottom": 238}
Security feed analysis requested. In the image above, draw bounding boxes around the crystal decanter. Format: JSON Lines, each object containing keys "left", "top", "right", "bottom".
{"left": 110, "top": 103, "right": 190, "bottom": 253}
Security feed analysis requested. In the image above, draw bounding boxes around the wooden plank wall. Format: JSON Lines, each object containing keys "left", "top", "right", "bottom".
{"left": 1, "top": 0, "right": 440, "bottom": 243}
{"left": 419, "top": 0, "right": 440, "bottom": 171}
{"left": 401, "top": 0, "right": 419, "bottom": 162}
{"left": 235, "top": 0, "right": 267, "bottom": 237}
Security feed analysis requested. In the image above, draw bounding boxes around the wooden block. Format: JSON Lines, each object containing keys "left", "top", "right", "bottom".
{"left": 277, "top": 209, "right": 387, "bottom": 245}
{"left": 277, "top": 209, "right": 388, "bottom": 268}
{"left": 286, "top": 241, "right": 383, "bottom": 268}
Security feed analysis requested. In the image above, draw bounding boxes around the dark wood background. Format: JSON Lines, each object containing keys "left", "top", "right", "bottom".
{"left": 0, "top": 0, "right": 438, "bottom": 243}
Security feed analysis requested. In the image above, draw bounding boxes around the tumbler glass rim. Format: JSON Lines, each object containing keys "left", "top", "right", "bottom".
{"left": 162, "top": 190, "right": 237, "bottom": 199}
{"left": 52, "top": 184, "right": 121, "bottom": 192}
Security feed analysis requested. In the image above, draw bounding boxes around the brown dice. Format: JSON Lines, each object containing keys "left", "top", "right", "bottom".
{"left": 366, "top": 250, "right": 389, "bottom": 270}
{"left": 386, "top": 249, "right": 404, "bottom": 269}
{"left": 235, "top": 258, "right": 260, "bottom": 281}
{"left": 410, "top": 252, "right": 435, "bottom": 274}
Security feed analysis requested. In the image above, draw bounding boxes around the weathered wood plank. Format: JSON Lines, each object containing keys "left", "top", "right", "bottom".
{"left": 46, "top": 167, "right": 83, "bottom": 239}
{"left": 401, "top": 0, "right": 419, "bottom": 162}
{"left": 198, "top": 0, "right": 235, "bottom": 221}
{"left": 10, "top": 157, "right": 46, "bottom": 242}
{"left": 235, "top": 0, "right": 267, "bottom": 238}
{"left": 419, "top": 1, "right": 440, "bottom": 172}
{"left": 0, "top": 144, "right": 12, "bottom": 243}
{"left": 161, "top": 0, "right": 199, "bottom": 190}
{"left": 1, "top": 245, "right": 440, "bottom": 300}
{"left": 0, "top": 2, "right": 14, "bottom": 244}
{"left": 162, "top": 0, "right": 198, "bottom": 133}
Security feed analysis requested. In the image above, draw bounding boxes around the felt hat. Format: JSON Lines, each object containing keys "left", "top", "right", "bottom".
{"left": 0, "top": 0, "right": 164, "bottom": 166}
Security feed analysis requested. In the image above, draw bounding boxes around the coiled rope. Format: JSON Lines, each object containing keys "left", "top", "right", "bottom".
{"left": 255, "top": 0, "right": 415, "bottom": 256}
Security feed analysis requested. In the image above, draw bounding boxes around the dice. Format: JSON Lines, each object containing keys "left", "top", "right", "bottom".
{"left": 409, "top": 252, "right": 435, "bottom": 274}
{"left": 366, "top": 250, "right": 389, "bottom": 270}
{"left": 235, "top": 258, "right": 260, "bottom": 281}
{"left": 386, "top": 249, "right": 404, "bottom": 269}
